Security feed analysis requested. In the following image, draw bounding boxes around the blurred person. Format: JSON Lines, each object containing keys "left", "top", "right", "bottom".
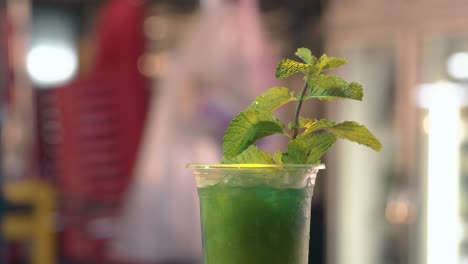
{"left": 112, "top": 0, "right": 279, "bottom": 263}
{"left": 51, "top": 0, "right": 150, "bottom": 262}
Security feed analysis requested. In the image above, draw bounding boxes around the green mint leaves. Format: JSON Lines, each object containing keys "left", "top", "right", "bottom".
{"left": 222, "top": 145, "right": 275, "bottom": 164}
{"left": 222, "top": 47, "right": 382, "bottom": 164}
{"left": 246, "top": 87, "right": 295, "bottom": 112}
{"left": 317, "top": 54, "right": 347, "bottom": 72}
{"left": 306, "top": 74, "right": 363, "bottom": 101}
{"left": 222, "top": 110, "right": 284, "bottom": 158}
{"left": 327, "top": 121, "right": 382, "bottom": 151}
{"left": 282, "top": 133, "right": 337, "bottom": 164}
{"left": 275, "top": 59, "right": 309, "bottom": 79}
{"left": 295, "top": 48, "right": 316, "bottom": 65}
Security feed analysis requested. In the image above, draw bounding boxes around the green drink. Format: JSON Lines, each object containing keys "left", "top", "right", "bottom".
{"left": 199, "top": 185, "right": 312, "bottom": 263}
{"left": 189, "top": 164, "right": 324, "bottom": 264}
{"left": 186, "top": 48, "right": 382, "bottom": 263}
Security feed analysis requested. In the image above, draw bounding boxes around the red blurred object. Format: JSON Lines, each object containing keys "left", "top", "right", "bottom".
{"left": 45, "top": 0, "right": 150, "bottom": 262}
{"left": 1, "top": 3, "right": 12, "bottom": 106}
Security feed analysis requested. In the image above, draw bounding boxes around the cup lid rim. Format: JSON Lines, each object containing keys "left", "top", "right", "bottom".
{"left": 186, "top": 163, "right": 326, "bottom": 170}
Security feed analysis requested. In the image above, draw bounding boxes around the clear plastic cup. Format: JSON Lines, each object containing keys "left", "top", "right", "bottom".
{"left": 188, "top": 164, "right": 325, "bottom": 264}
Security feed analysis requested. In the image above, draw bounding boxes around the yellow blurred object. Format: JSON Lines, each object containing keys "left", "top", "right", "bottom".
{"left": 2, "top": 181, "right": 56, "bottom": 264}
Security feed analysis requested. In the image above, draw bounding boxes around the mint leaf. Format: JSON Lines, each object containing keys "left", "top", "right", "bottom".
{"left": 306, "top": 74, "right": 363, "bottom": 101}
{"left": 300, "top": 119, "right": 382, "bottom": 152}
{"left": 318, "top": 54, "right": 348, "bottom": 72}
{"left": 275, "top": 59, "right": 308, "bottom": 79}
{"left": 222, "top": 145, "right": 275, "bottom": 164}
{"left": 282, "top": 133, "right": 337, "bottom": 164}
{"left": 328, "top": 121, "right": 382, "bottom": 151}
{"left": 223, "top": 110, "right": 284, "bottom": 158}
{"left": 246, "top": 87, "right": 296, "bottom": 112}
{"left": 303, "top": 119, "right": 337, "bottom": 135}
{"left": 295, "top": 48, "right": 317, "bottom": 65}
{"left": 273, "top": 151, "right": 284, "bottom": 164}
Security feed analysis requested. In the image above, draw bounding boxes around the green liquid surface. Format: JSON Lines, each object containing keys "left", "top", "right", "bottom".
{"left": 198, "top": 185, "right": 313, "bottom": 264}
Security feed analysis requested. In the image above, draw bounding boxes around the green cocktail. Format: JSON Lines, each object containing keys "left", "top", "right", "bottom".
{"left": 199, "top": 185, "right": 312, "bottom": 263}
{"left": 186, "top": 48, "right": 382, "bottom": 263}
{"left": 189, "top": 164, "right": 324, "bottom": 264}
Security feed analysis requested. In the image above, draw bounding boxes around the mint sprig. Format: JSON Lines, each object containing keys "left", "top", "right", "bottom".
{"left": 222, "top": 47, "right": 382, "bottom": 164}
{"left": 222, "top": 110, "right": 284, "bottom": 158}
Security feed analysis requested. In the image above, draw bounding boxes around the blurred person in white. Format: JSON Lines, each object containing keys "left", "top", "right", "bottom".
{"left": 111, "top": 0, "right": 279, "bottom": 263}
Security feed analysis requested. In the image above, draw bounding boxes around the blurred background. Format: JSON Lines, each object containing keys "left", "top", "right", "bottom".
{"left": 1, "top": 0, "right": 468, "bottom": 263}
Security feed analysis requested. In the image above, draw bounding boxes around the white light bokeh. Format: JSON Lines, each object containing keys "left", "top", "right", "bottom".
{"left": 26, "top": 44, "right": 78, "bottom": 87}
{"left": 447, "top": 52, "right": 468, "bottom": 80}
{"left": 420, "top": 83, "right": 462, "bottom": 264}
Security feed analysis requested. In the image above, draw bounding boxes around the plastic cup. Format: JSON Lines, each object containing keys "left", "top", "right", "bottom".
{"left": 188, "top": 164, "right": 325, "bottom": 264}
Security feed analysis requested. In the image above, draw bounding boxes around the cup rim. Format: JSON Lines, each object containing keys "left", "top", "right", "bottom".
{"left": 186, "top": 163, "right": 326, "bottom": 170}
